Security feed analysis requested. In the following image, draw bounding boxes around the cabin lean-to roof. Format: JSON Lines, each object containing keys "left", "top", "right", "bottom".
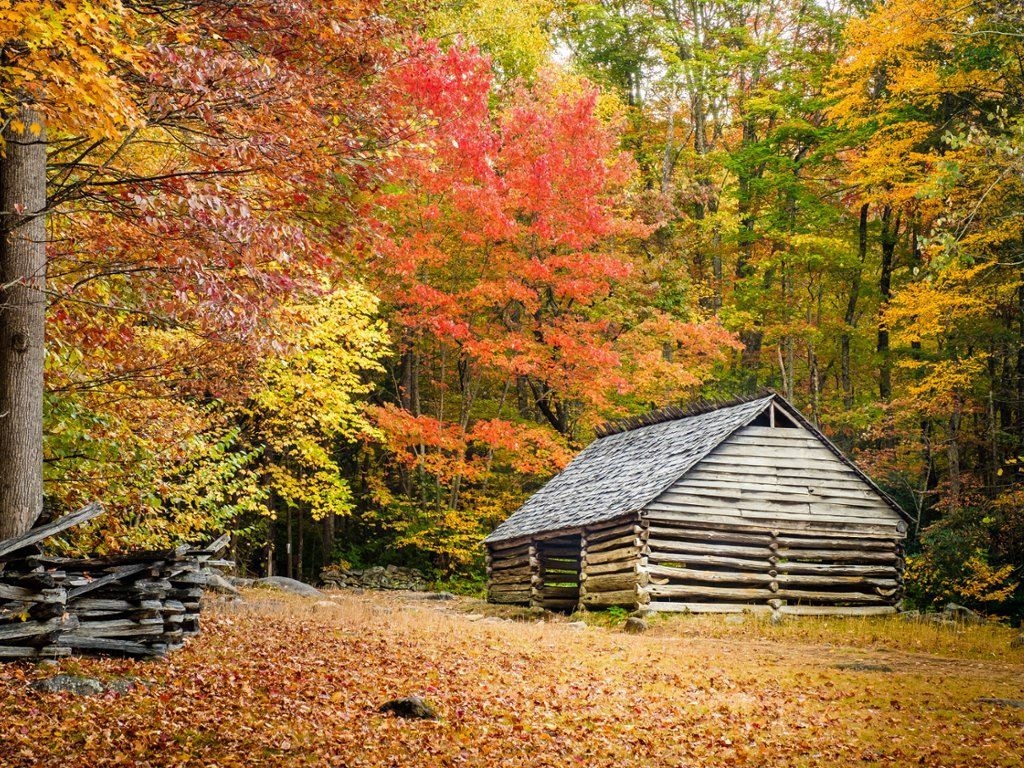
{"left": 485, "top": 393, "right": 906, "bottom": 544}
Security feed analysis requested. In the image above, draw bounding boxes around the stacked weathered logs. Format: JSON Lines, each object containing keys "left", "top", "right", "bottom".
{"left": 642, "top": 515, "right": 904, "bottom": 615}
{"left": 533, "top": 534, "right": 582, "bottom": 612}
{"left": 485, "top": 539, "right": 532, "bottom": 604}
{"left": 0, "top": 503, "right": 232, "bottom": 659}
{"left": 580, "top": 516, "right": 645, "bottom": 609}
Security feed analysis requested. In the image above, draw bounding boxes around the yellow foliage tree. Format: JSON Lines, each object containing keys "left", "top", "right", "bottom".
{"left": 251, "top": 284, "right": 390, "bottom": 522}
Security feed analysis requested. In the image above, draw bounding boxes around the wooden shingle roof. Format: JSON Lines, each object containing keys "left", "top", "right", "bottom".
{"left": 485, "top": 395, "right": 774, "bottom": 544}
{"left": 485, "top": 393, "right": 909, "bottom": 544}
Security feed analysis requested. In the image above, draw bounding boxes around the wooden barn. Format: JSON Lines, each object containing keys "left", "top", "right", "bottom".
{"left": 484, "top": 393, "right": 910, "bottom": 617}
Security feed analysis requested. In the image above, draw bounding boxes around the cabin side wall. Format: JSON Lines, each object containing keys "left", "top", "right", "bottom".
{"left": 579, "top": 515, "right": 644, "bottom": 610}
{"left": 486, "top": 540, "right": 532, "bottom": 604}
{"left": 641, "top": 422, "right": 906, "bottom": 615}
{"left": 486, "top": 515, "right": 644, "bottom": 610}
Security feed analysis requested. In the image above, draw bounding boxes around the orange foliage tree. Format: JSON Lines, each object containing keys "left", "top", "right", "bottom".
{"left": 357, "top": 41, "right": 736, "bottom": 571}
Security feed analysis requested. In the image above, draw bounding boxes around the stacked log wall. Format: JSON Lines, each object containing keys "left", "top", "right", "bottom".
{"left": 579, "top": 515, "right": 644, "bottom": 609}
{"left": 0, "top": 505, "right": 231, "bottom": 658}
{"left": 642, "top": 516, "right": 904, "bottom": 615}
{"left": 486, "top": 539, "right": 532, "bottom": 604}
{"left": 533, "top": 535, "right": 581, "bottom": 612}
{"left": 639, "top": 420, "right": 907, "bottom": 614}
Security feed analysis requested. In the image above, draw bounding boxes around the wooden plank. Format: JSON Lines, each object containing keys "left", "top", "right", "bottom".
{"left": 0, "top": 502, "right": 104, "bottom": 560}
{"left": 776, "top": 535, "right": 896, "bottom": 551}
{"left": 643, "top": 508, "right": 901, "bottom": 537}
{"left": 539, "top": 586, "right": 579, "bottom": 599}
{"left": 673, "top": 481, "right": 891, "bottom": 510}
{"left": 66, "top": 562, "right": 153, "bottom": 600}
{"left": 777, "top": 549, "right": 899, "bottom": 564}
{"left": 654, "top": 491, "right": 889, "bottom": 522}
{"left": 779, "top": 605, "right": 897, "bottom": 616}
{"left": 56, "top": 635, "right": 163, "bottom": 657}
{"left": 584, "top": 573, "right": 638, "bottom": 592}
{"left": 646, "top": 564, "right": 773, "bottom": 585}
{"left": 773, "top": 588, "right": 889, "bottom": 603}
{"left": 0, "top": 582, "right": 38, "bottom": 601}
{"left": 585, "top": 525, "right": 639, "bottom": 546}
{"left": 583, "top": 560, "right": 638, "bottom": 577}
{"left": 775, "top": 573, "right": 899, "bottom": 588}
{"left": 647, "top": 551, "right": 772, "bottom": 571}
{"left": 488, "top": 571, "right": 532, "bottom": 587}
{"left": 70, "top": 617, "right": 165, "bottom": 637}
{"left": 486, "top": 538, "right": 533, "bottom": 553}
{"left": 646, "top": 524, "right": 770, "bottom": 547}
{"left": 0, "top": 615, "right": 78, "bottom": 642}
{"left": 647, "top": 584, "right": 775, "bottom": 600}
{"left": 777, "top": 562, "right": 897, "bottom": 578}
{"left": 699, "top": 453, "right": 853, "bottom": 474}
{"left": 728, "top": 434, "right": 822, "bottom": 450}
{"left": 584, "top": 514, "right": 640, "bottom": 537}
{"left": 490, "top": 554, "right": 531, "bottom": 572}
{"left": 645, "top": 513, "right": 858, "bottom": 536}
{"left": 581, "top": 589, "right": 637, "bottom": 607}
{"left": 488, "top": 582, "right": 533, "bottom": 594}
{"left": 647, "top": 537, "right": 773, "bottom": 559}
{"left": 713, "top": 442, "right": 845, "bottom": 462}
{"left": 689, "top": 465, "right": 875, "bottom": 494}
{"left": 585, "top": 547, "right": 639, "bottom": 566}
{"left": 586, "top": 533, "right": 641, "bottom": 554}
{"left": 647, "top": 601, "right": 773, "bottom": 615}
{"left": 0, "top": 645, "right": 41, "bottom": 658}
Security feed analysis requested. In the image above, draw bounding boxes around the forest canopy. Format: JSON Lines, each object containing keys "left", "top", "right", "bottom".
{"left": 1, "top": 0, "right": 1022, "bottom": 616}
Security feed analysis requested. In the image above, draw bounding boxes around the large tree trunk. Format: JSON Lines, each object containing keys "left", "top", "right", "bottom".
{"left": 0, "top": 106, "right": 47, "bottom": 540}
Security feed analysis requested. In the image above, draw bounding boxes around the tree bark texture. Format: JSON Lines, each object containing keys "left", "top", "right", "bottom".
{"left": 0, "top": 105, "right": 46, "bottom": 540}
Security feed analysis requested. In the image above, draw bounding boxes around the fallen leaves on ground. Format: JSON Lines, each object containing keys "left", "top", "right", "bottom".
{"left": 1, "top": 593, "right": 1022, "bottom": 767}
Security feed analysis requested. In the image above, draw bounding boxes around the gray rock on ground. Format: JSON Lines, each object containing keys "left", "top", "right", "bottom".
{"left": 977, "top": 697, "right": 1024, "bottom": 709}
{"left": 379, "top": 695, "right": 438, "bottom": 720}
{"left": 30, "top": 674, "right": 149, "bottom": 696}
{"left": 943, "top": 603, "right": 985, "bottom": 624}
{"left": 623, "top": 617, "right": 649, "bottom": 634}
{"left": 254, "top": 576, "right": 324, "bottom": 598}
{"left": 30, "top": 675, "right": 104, "bottom": 696}
{"left": 205, "top": 572, "right": 240, "bottom": 595}
{"left": 321, "top": 564, "right": 429, "bottom": 592}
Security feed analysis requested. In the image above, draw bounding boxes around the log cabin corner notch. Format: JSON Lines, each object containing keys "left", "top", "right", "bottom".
{"left": 484, "top": 393, "right": 910, "bottom": 616}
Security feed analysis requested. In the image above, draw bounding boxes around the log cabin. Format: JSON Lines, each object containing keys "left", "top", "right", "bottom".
{"left": 484, "top": 393, "right": 910, "bottom": 618}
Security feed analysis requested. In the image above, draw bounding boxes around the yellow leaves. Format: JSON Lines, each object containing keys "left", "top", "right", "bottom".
{"left": 884, "top": 262, "right": 996, "bottom": 346}
{"left": 1, "top": 0, "right": 143, "bottom": 139}
{"left": 252, "top": 284, "right": 390, "bottom": 521}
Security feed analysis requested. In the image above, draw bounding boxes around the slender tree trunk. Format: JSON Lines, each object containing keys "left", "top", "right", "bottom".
{"left": 0, "top": 106, "right": 47, "bottom": 540}
{"left": 841, "top": 204, "right": 868, "bottom": 409}
{"left": 321, "top": 512, "right": 335, "bottom": 565}
{"left": 285, "top": 505, "right": 293, "bottom": 579}
{"left": 947, "top": 396, "right": 962, "bottom": 514}
{"left": 400, "top": 346, "right": 420, "bottom": 416}
{"left": 266, "top": 516, "right": 275, "bottom": 577}
{"left": 297, "top": 508, "right": 303, "bottom": 581}
{"left": 877, "top": 205, "right": 900, "bottom": 401}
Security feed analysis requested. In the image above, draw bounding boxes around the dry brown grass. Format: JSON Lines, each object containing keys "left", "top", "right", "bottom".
{"left": 1, "top": 589, "right": 1021, "bottom": 767}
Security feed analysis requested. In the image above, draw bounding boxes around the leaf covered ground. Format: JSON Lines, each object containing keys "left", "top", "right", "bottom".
{"left": 1, "top": 592, "right": 1022, "bottom": 767}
